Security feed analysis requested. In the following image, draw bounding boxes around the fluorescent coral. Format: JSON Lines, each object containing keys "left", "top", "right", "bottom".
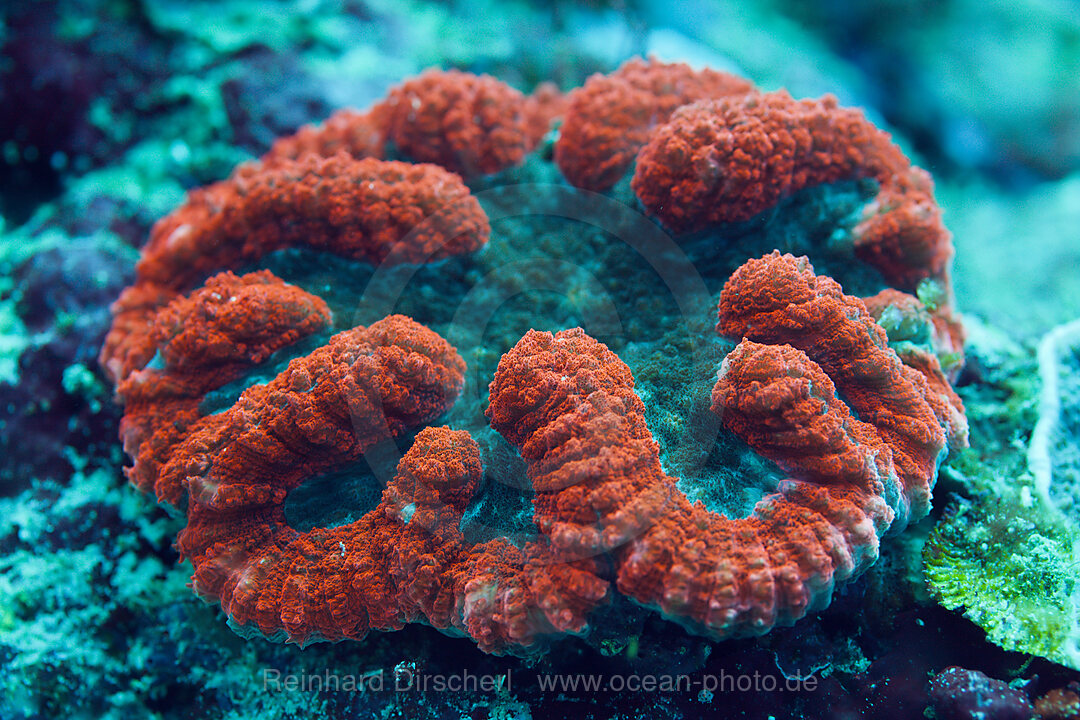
{"left": 631, "top": 92, "right": 953, "bottom": 289}
{"left": 8, "top": 0, "right": 1080, "bottom": 716}
{"left": 554, "top": 57, "right": 755, "bottom": 191}
{"left": 100, "top": 154, "right": 489, "bottom": 384}
{"left": 484, "top": 252, "right": 962, "bottom": 641}
{"left": 717, "top": 252, "right": 967, "bottom": 526}
{"left": 99, "top": 61, "right": 969, "bottom": 658}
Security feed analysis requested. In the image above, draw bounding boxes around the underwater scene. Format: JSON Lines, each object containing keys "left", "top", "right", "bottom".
{"left": 2, "top": 0, "right": 1080, "bottom": 718}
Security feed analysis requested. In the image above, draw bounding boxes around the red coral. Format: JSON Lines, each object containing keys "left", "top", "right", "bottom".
{"left": 112, "top": 275, "right": 604, "bottom": 654}
{"left": 631, "top": 92, "right": 904, "bottom": 228}
{"left": 168, "top": 314, "right": 465, "bottom": 509}
{"left": 382, "top": 68, "right": 532, "bottom": 176}
{"left": 181, "top": 406, "right": 606, "bottom": 653}
{"left": 258, "top": 69, "right": 545, "bottom": 176}
{"left": 712, "top": 340, "right": 897, "bottom": 494}
{"left": 116, "top": 270, "right": 331, "bottom": 503}
{"left": 163, "top": 319, "right": 471, "bottom": 643}
{"left": 100, "top": 154, "right": 488, "bottom": 384}
{"left": 631, "top": 92, "right": 953, "bottom": 288}
{"left": 182, "top": 424, "right": 475, "bottom": 647}
{"left": 852, "top": 167, "right": 954, "bottom": 288}
{"left": 138, "top": 154, "right": 487, "bottom": 289}
{"left": 485, "top": 256, "right": 966, "bottom": 640}
{"left": 487, "top": 327, "right": 672, "bottom": 555}
{"left": 862, "top": 288, "right": 937, "bottom": 336}
{"left": 99, "top": 64, "right": 973, "bottom": 656}
{"left": 487, "top": 326, "right": 895, "bottom": 640}
{"left": 260, "top": 106, "right": 389, "bottom": 167}
{"left": 554, "top": 57, "right": 754, "bottom": 191}
{"left": 99, "top": 281, "right": 179, "bottom": 384}
{"left": 862, "top": 287, "right": 967, "bottom": 381}
{"left": 136, "top": 270, "right": 331, "bottom": 389}
{"left": 717, "top": 252, "right": 966, "bottom": 524}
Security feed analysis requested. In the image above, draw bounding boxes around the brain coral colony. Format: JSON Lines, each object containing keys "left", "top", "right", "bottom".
{"left": 102, "top": 60, "right": 970, "bottom": 660}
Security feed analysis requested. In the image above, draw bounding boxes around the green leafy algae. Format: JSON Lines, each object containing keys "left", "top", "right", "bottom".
{"left": 924, "top": 319, "right": 1080, "bottom": 669}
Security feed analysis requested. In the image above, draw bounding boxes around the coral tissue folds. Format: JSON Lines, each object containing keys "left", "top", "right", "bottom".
{"left": 102, "top": 59, "right": 964, "bottom": 655}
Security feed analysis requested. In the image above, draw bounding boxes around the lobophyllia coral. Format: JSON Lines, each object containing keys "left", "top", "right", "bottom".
{"left": 554, "top": 57, "right": 755, "bottom": 192}
{"left": 100, "top": 61, "right": 968, "bottom": 656}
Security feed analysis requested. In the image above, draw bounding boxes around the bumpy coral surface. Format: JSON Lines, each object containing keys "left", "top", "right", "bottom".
{"left": 862, "top": 287, "right": 966, "bottom": 390}
{"left": 718, "top": 251, "right": 967, "bottom": 524}
{"left": 184, "top": 421, "right": 606, "bottom": 653}
{"left": 261, "top": 107, "right": 389, "bottom": 167}
{"left": 554, "top": 57, "right": 754, "bottom": 191}
{"left": 486, "top": 327, "right": 672, "bottom": 558}
{"left": 632, "top": 93, "right": 904, "bottom": 231}
{"left": 115, "top": 283, "right": 605, "bottom": 653}
{"left": 139, "top": 156, "right": 486, "bottom": 289}
{"left": 487, "top": 330, "right": 864, "bottom": 639}
{"left": 382, "top": 68, "right": 534, "bottom": 176}
{"left": 713, "top": 340, "right": 895, "bottom": 493}
{"left": 486, "top": 253, "right": 962, "bottom": 640}
{"left": 100, "top": 61, "right": 969, "bottom": 657}
{"left": 174, "top": 323, "right": 469, "bottom": 646}
{"left": 851, "top": 166, "right": 953, "bottom": 289}
{"left": 632, "top": 92, "right": 953, "bottom": 289}
{"left": 862, "top": 288, "right": 962, "bottom": 362}
{"left": 117, "top": 270, "right": 332, "bottom": 504}
{"left": 261, "top": 68, "right": 553, "bottom": 177}
{"left": 167, "top": 318, "right": 605, "bottom": 653}
{"left": 100, "top": 154, "right": 488, "bottom": 384}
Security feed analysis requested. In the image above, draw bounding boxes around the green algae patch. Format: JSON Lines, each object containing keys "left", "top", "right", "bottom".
{"left": 923, "top": 318, "right": 1080, "bottom": 670}
{"left": 924, "top": 492, "right": 1079, "bottom": 668}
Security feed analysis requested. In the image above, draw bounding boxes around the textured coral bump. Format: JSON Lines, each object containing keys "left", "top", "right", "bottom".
{"left": 716, "top": 252, "right": 967, "bottom": 525}
{"left": 382, "top": 68, "right": 536, "bottom": 176}
{"left": 100, "top": 154, "right": 488, "bottom": 384}
{"left": 488, "top": 326, "right": 892, "bottom": 639}
{"left": 169, "top": 320, "right": 487, "bottom": 646}
{"left": 112, "top": 280, "right": 603, "bottom": 653}
{"left": 712, "top": 341, "right": 898, "bottom": 495}
{"left": 851, "top": 166, "right": 954, "bottom": 289}
{"left": 116, "top": 271, "right": 332, "bottom": 505}
{"left": 555, "top": 57, "right": 755, "bottom": 191}
{"left": 487, "top": 328, "right": 677, "bottom": 556}
{"left": 262, "top": 68, "right": 556, "bottom": 176}
{"left": 138, "top": 156, "right": 487, "bottom": 286}
{"left": 263, "top": 107, "right": 389, "bottom": 167}
{"left": 632, "top": 92, "right": 953, "bottom": 288}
